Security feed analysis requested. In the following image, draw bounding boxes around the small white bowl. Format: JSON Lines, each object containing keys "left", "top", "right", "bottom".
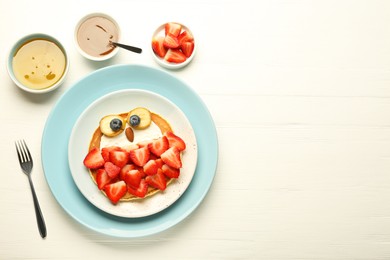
{"left": 7, "top": 33, "right": 69, "bottom": 94}
{"left": 151, "top": 22, "right": 196, "bottom": 70}
{"left": 75, "top": 13, "right": 121, "bottom": 61}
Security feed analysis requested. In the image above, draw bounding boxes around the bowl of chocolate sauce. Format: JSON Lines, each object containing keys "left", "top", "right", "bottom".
{"left": 75, "top": 13, "right": 121, "bottom": 61}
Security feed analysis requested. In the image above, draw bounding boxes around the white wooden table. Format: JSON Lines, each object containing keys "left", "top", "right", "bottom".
{"left": 1, "top": 0, "right": 390, "bottom": 259}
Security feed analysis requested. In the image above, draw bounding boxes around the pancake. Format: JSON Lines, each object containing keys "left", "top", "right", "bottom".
{"left": 87, "top": 111, "right": 178, "bottom": 202}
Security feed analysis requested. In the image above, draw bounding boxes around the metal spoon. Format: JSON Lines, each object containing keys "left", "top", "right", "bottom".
{"left": 110, "top": 41, "right": 142, "bottom": 54}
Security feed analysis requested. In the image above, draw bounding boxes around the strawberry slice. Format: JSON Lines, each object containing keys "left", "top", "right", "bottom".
{"left": 109, "top": 150, "right": 129, "bottom": 168}
{"left": 83, "top": 147, "right": 105, "bottom": 169}
{"left": 152, "top": 36, "right": 167, "bottom": 58}
{"left": 181, "top": 41, "right": 194, "bottom": 58}
{"left": 164, "top": 49, "right": 186, "bottom": 63}
{"left": 163, "top": 33, "right": 180, "bottom": 49}
{"left": 120, "top": 164, "right": 136, "bottom": 180}
{"left": 101, "top": 146, "right": 121, "bottom": 162}
{"left": 127, "top": 179, "right": 148, "bottom": 198}
{"left": 148, "top": 136, "right": 169, "bottom": 156}
{"left": 145, "top": 169, "right": 167, "bottom": 190}
{"left": 104, "top": 181, "right": 127, "bottom": 204}
{"left": 161, "top": 146, "right": 182, "bottom": 169}
{"left": 162, "top": 164, "right": 180, "bottom": 178}
{"left": 155, "top": 158, "right": 164, "bottom": 168}
{"left": 143, "top": 159, "right": 159, "bottom": 176}
{"left": 165, "top": 22, "right": 182, "bottom": 37}
{"left": 122, "top": 169, "right": 143, "bottom": 188}
{"left": 178, "top": 30, "right": 194, "bottom": 45}
{"left": 104, "top": 161, "right": 121, "bottom": 179}
{"left": 165, "top": 131, "right": 186, "bottom": 151}
{"left": 96, "top": 169, "right": 112, "bottom": 190}
{"left": 129, "top": 146, "right": 150, "bottom": 167}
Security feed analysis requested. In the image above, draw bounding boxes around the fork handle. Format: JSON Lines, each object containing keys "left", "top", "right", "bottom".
{"left": 28, "top": 176, "right": 47, "bottom": 238}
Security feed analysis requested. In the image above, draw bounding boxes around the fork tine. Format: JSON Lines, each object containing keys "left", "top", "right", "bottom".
{"left": 22, "top": 139, "right": 33, "bottom": 164}
{"left": 15, "top": 140, "right": 23, "bottom": 164}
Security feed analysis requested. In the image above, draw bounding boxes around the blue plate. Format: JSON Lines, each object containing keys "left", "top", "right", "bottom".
{"left": 41, "top": 64, "right": 218, "bottom": 238}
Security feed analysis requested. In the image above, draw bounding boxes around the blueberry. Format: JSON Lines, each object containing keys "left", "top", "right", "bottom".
{"left": 129, "top": 115, "right": 140, "bottom": 127}
{"left": 110, "top": 118, "right": 122, "bottom": 131}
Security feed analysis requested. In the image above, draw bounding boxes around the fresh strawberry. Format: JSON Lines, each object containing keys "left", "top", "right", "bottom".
{"left": 104, "top": 181, "right": 127, "bottom": 204}
{"left": 165, "top": 131, "right": 186, "bottom": 151}
{"left": 122, "top": 169, "right": 143, "bottom": 188}
{"left": 129, "top": 146, "right": 150, "bottom": 167}
{"left": 127, "top": 179, "right": 148, "bottom": 198}
{"left": 120, "top": 164, "right": 136, "bottom": 180}
{"left": 83, "top": 147, "right": 105, "bottom": 169}
{"left": 165, "top": 22, "right": 182, "bottom": 37}
{"left": 155, "top": 158, "right": 164, "bottom": 168}
{"left": 164, "top": 49, "right": 186, "bottom": 63}
{"left": 178, "top": 30, "right": 194, "bottom": 45}
{"left": 181, "top": 41, "right": 194, "bottom": 58}
{"left": 143, "top": 159, "right": 159, "bottom": 176}
{"left": 163, "top": 33, "right": 180, "bottom": 49}
{"left": 109, "top": 150, "right": 129, "bottom": 168}
{"left": 101, "top": 146, "right": 121, "bottom": 162}
{"left": 162, "top": 164, "right": 180, "bottom": 178}
{"left": 145, "top": 169, "right": 167, "bottom": 190}
{"left": 152, "top": 36, "right": 167, "bottom": 58}
{"left": 104, "top": 161, "right": 121, "bottom": 179}
{"left": 96, "top": 169, "right": 112, "bottom": 190}
{"left": 161, "top": 146, "right": 182, "bottom": 169}
{"left": 148, "top": 136, "right": 169, "bottom": 156}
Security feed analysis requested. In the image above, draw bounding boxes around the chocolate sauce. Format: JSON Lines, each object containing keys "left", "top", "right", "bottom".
{"left": 77, "top": 16, "right": 119, "bottom": 57}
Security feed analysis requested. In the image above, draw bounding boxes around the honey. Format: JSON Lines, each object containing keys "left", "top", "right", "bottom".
{"left": 12, "top": 38, "right": 66, "bottom": 90}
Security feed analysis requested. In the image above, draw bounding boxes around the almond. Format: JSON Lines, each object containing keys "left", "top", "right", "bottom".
{"left": 125, "top": 127, "right": 134, "bottom": 142}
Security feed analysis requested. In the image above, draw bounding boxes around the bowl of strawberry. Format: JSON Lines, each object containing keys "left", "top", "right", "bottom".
{"left": 151, "top": 22, "right": 196, "bottom": 70}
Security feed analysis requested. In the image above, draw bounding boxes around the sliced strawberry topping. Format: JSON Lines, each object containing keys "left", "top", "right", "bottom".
{"left": 152, "top": 36, "right": 167, "bottom": 58}
{"left": 161, "top": 146, "right": 182, "bottom": 169}
{"left": 145, "top": 169, "right": 167, "bottom": 191}
{"left": 83, "top": 147, "right": 105, "bottom": 169}
{"left": 155, "top": 158, "right": 164, "bottom": 168}
{"left": 120, "top": 164, "right": 136, "bottom": 179}
{"left": 148, "top": 136, "right": 169, "bottom": 156}
{"left": 165, "top": 131, "right": 186, "bottom": 151}
{"left": 104, "top": 181, "right": 127, "bottom": 204}
{"left": 127, "top": 179, "right": 148, "bottom": 198}
{"left": 143, "top": 159, "right": 159, "bottom": 176}
{"left": 164, "top": 49, "right": 186, "bottom": 63}
{"left": 122, "top": 169, "right": 143, "bottom": 188}
{"left": 181, "top": 41, "right": 194, "bottom": 58}
{"left": 165, "top": 22, "right": 182, "bottom": 37}
{"left": 104, "top": 161, "right": 121, "bottom": 179}
{"left": 101, "top": 146, "right": 121, "bottom": 162}
{"left": 109, "top": 150, "right": 129, "bottom": 168}
{"left": 96, "top": 169, "right": 112, "bottom": 190}
{"left": 163, "top": 33, "right": 180, "bottom": 49}
{"left": 162, "top": 164, "right": 180, "bottom": 178}
{"left": 129, "top": 146, "right": 150, "bottom": 167}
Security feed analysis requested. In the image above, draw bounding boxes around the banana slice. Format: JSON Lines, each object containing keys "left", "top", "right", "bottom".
{"left": 99, "top": 115, "right": 125, "bottom": 137}
{"left": 127, "top": 107, "right": 152, "bottom": 129}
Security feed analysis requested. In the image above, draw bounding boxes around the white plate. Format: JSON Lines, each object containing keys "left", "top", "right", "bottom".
{"left": 68, "top": 89, "right": 197, "bottom": 218}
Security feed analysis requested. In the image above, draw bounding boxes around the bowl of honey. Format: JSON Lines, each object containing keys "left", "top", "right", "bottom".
{"left": 7, "top": 33, "right": 69, "bottom": 94}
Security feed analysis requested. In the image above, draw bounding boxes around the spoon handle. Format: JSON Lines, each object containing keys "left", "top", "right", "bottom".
{"left": 112, "top": 42, "right": 142, "bottom": 54}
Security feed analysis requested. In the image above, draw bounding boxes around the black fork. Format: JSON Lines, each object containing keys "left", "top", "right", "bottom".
{"left": 15, "top": 140, "right": 47, "bottom": 238}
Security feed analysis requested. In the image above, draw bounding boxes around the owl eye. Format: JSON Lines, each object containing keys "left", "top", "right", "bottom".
{"left": 126, "top": 107, "right": 151, "bottom": 129}
{"left": 110, "top": 118, "right": 123, "bottom": 131}
{"left": 99, "top": 115, "right": 125, "bottom": 137}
